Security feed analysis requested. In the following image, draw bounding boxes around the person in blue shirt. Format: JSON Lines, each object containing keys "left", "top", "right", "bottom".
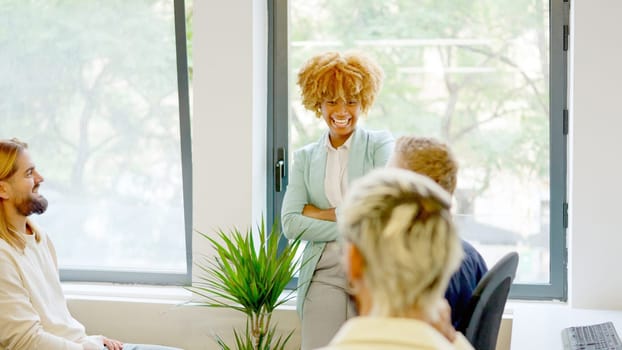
{"left": 386, "top": 136, "right": 488, "bottom": 327}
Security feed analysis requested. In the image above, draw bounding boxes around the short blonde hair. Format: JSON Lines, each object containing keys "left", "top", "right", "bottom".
{"left": 0, "top": 138, "right": 41, "bottom": 251}
{"left": 339, "top": 168, "right": 463, "bottom": 319}
{"left": 297, "top": 51, "right": 384, "bottom": 118}
{"left": 393, "top": 136, "right": 458, "bottom": 194}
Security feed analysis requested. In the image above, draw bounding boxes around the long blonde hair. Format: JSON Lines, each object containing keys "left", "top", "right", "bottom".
{"left": 339, "top": 168, "right": 463, "bottom": 320}
{"left": 0, "top": 138, "right": 41, "bottom": 252}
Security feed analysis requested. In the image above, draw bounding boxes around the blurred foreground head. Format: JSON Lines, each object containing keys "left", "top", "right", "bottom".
{"left": 339, "top": 168, "right": 463, "bottom": 321}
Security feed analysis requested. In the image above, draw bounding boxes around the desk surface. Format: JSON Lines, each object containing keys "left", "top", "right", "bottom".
{"left": 511, "top": 303, "right": 622, "bottom": 350}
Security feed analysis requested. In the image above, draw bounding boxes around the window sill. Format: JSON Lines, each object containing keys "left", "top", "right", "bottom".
{"left": 506, "top": 299, "right": 567, "bottom": 311}
{"left": 63, "top": 282, "right": 536, "bottom": 314}
{"left": 62, "top": 282, "right": 193, "bottom": 304}
{"left": 61, "top": 282, "right": 298, "bottom": 310}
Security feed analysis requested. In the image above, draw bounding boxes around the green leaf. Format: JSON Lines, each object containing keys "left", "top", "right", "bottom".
{"left": 184, "top": 217, "right": 304, "bottom": 349}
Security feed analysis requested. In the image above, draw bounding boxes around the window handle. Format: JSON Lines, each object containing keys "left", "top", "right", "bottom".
{"left": 275, "top": 147, "right": 286, "bottom": 192}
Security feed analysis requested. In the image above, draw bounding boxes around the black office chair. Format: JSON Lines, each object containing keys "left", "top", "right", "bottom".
{"left": 456, "top": 251, "right": 519, "bottom": 350}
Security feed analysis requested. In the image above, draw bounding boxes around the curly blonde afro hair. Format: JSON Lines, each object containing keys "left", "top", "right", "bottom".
{"left": 297, "top": 51, "right": 384, "bottom": 118}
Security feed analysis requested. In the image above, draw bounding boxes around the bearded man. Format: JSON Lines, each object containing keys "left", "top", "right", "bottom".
{"left": 0, "top": 138, "right": 181, "bottom": 350}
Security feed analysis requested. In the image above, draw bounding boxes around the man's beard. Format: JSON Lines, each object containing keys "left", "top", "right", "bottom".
{"left": 15, "top": 194, "right": 48, "bottom": 216}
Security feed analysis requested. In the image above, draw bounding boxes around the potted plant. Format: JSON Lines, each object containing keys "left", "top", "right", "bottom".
{"left": 187, "top": 218, "right": 303, "bottom": 350}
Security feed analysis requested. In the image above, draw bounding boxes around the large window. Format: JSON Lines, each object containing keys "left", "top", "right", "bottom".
{"left": 269, "top": 0, "right": 568, "bottom": 298}
{"left": 0, "top": 0, "right": 192, "bottom": 285}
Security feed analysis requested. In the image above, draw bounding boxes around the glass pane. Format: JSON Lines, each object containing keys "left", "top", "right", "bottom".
{"left": 0, "top": 0, "right": 187, "bottom": 274}
{"left": 288, "top": 0, "right": 550, "bottom": 284}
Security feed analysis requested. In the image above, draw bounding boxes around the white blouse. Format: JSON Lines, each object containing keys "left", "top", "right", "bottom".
{"left": 324, "top": 135, "right": 352, "bottom": 208}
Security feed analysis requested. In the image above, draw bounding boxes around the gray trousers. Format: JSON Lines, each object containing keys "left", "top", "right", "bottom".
{"left": 301, "top": 242, "right": 356, "bottom": 350}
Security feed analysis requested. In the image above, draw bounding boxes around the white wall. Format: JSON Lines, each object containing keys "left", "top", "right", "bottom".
{"left": 192, "top": 0, "right": 266, "bottom": 236}
{"left": 67, "top": 295, "right": 300, "bottom": 350}
{"left": 569, "top": 0, "right": 622, "bottom": 309}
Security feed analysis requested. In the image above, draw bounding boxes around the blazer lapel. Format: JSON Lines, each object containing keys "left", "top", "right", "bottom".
{"left": 309, "top": 132, "right": 330, "bottom": 208}
{"left": 348, "top": 128, "right": 367, "bottom": 184}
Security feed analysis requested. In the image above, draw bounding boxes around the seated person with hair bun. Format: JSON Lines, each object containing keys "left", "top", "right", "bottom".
{"left": 319, "top": 168, "right": 474, "bottom": 350}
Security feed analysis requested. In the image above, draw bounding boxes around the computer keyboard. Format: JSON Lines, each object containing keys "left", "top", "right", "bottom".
{"left": 562, "top": 321, "right": 622, "bottom": 350}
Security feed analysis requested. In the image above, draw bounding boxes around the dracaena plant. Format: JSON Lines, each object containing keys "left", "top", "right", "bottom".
{"left": 187, "top": 218, "right": 304, "bottom": 350}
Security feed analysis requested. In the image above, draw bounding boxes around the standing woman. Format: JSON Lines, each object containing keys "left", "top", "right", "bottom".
{"left": 281, "top": 51, "right": 394, "bottom": 350}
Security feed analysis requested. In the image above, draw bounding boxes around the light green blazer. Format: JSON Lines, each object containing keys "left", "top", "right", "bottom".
{"left": 281, "top": 127, "right": 394, "bottom": 317}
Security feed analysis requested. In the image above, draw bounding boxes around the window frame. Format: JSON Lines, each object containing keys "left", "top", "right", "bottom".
{"left": 268, "top": 0, "right": 568, "bottom": 299}
{"left": 267, "top": 0, "right": 290, "bottom": 254}
{"left": 59, "top": 0, "right": 193, "bottom": 286}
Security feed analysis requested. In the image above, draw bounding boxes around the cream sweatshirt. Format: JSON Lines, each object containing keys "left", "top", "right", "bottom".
{"left": 0, "top": 231, "right": 103, "bottom": 350}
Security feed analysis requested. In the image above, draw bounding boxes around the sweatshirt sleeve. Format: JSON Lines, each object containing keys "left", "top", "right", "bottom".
{"left": 0, "top": 251, "right": 84, "bottom": 350}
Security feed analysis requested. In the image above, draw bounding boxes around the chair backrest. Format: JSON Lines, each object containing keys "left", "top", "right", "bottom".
{"left": 456, "top": 251, "right": 519, "bottom": 350}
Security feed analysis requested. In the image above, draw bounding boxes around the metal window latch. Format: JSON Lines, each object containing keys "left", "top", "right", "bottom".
{"left": 275, "top": 148, "right": 286, "bottom": 192}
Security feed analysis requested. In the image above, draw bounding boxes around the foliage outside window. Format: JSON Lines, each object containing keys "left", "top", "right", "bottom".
{"left": 272, "top": 0, "right": 567, "bottom": 298}
{"left": 0, "top": 0, "right": 192, "bottom": 284}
